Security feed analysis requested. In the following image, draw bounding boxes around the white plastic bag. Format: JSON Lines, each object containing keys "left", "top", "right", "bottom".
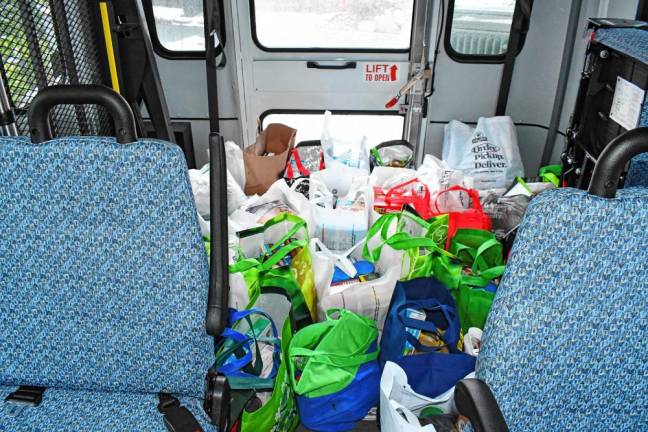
{"left": 231, "top": 179, "right": 316, "bottom": 237}
{"left": 380, "top": 361, "right": 475, "bottom": 432}
{"left": 309, "top": 238, "right": 364, "bottom": 301}
{"left": 309, "top": 167, "right": 373, "bottom": 251}
{"left": 225, "top": 140, "right": 246, "bottom": 189}
{"left": 188, "top": 164, "right": 247, "bottom": 237}
{"left": 369, "top": 166, "right": 417, "bottom": 189}
{"left": 317, "top": 265, "right": 400, "bottom": 334}
{"left": 321, "top": 110, "right": 370, "bottom": 172}
{"left": 442, "top": 116, "right": 524, "bottom": 190}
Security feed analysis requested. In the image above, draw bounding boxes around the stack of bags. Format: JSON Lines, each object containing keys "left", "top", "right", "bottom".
{"left": 188, "top": 112, "right": 558, "bottom": 432}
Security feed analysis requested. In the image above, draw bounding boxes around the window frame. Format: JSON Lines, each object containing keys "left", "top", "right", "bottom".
{"left": 259, "top": 108, "right": 405, "bottom": 140}
{"left": 249, "top": 0, "right": 416, "bottom": 53}
{"left": 141, "top": 0, "right": 225, "bottom": 60}
{"left": 444, "top": 0, "right": 527, "bottom": 64}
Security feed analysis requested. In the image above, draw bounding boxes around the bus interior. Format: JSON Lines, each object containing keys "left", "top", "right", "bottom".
{"left": 0, "top": 1, "right": 647, "bottom": 431}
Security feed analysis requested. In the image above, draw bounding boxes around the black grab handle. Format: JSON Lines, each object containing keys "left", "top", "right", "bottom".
{"left": 28, "top": 84, "right": 137, "bottom": 144}
{"left": 306, "top": 61, "right": 357, "bottom": 70}
{"left": 588, "top": 127, "right": 648, "bottom": 198}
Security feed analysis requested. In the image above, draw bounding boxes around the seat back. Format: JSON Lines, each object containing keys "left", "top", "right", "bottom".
{"left": 477, "top": 133, "right": 648, "bottom": 429}
{"left": 626, "top": 152, "right": 648, "bottom": 187}
{"left": 0, "top": 135, "right": 212, "bottom": 397}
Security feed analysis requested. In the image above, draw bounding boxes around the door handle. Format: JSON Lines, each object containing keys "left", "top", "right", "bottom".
{"left": 306, "top": 61, "right": 357, "bottom": 70}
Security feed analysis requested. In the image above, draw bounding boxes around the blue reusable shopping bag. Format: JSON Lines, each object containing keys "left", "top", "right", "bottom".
{"left": 295, "top": 344, "right": 380, "bottom": 432}
{"left": 380, "top": 277, "right": 476, "bottom": 397}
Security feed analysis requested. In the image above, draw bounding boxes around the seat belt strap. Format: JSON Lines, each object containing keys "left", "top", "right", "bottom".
{"left": 5, "top": 385, "right": 46, "bottom": 407}
{"left": 158, "top": 392, "right": 205, "bottom": 432}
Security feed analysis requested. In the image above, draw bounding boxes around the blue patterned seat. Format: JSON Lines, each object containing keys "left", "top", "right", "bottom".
{"left": 0, "top": 137, "right": 214, "bottom": 430}
{"left": 626, "top": 152, "right": 648, "bottom": 187}
{"left": 476, "top": 187, "right": 648, "bottom": 431}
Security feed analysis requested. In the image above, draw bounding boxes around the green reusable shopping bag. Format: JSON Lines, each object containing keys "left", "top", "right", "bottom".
{"left": 288, "top": 309, "right": 379, "bottom": 398}
{"left": 229, "top": 213, "right": 317, "bottom": 324}
{"left": 449, "top": 229, "right": 506, "bottom": 332}
{"left": 363, "top": 212, "right": 451, "bottom": 281}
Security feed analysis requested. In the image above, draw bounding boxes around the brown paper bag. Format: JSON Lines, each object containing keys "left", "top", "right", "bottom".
{"left": 244, "top": 123, "right": 296, "bottom": 195}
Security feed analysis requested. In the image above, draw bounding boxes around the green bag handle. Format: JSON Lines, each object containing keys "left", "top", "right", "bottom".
{"left": 262, "top": 213, "right": 309, "bottom": 254}
{"left": 364, "top": 213, "right": 455, "bottom": 263}
{"left": 236, "top": 213, "right": 308, "bottom": 256}
{"left": 450, "top": 230, "right": 503, "bottom": 269}
{"left": 289, "top": 347, "right": 378, "bottom": 368}
{"left": 384, "top": 233, "right": 456, "bottom": 259}
{"left": 229, "top": 239, "right": 308, "bottom": 273}
{"left": 259, "top": 239, "right": 308, "bottom": 271}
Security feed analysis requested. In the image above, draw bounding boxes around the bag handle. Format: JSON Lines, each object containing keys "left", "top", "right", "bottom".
{"left": 384, "top": 178, "right": 431, "bottom": 205}
{"left": 216, "top": 309, "right": 281, "bottom": 379}
{"left": 363, "top": 212, "right": 434, "bottom": 263}
{"left": 262, "top": 213, "right": 309, "bottom": 253}
{"left": 396, "top": 301, "right": 460, "bottom": 353}
{"left": 259, "top": 239, "right": 308, "bottom": 271}
{"left": 289, "top": 347, "right": 378, "bottom": 368}
{"left": 434, "top": 185, "right": 483, "bottom": 214}
{"left": 311, "top": 238, "right": 363, "bottom": 278}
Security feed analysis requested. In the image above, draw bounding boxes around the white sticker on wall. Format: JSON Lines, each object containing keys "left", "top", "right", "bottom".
{"left": 610, "top": 76, "right": 646, "bottom": 131}
{"left": 363, "top": 63, "right": 398, "bottom": 82}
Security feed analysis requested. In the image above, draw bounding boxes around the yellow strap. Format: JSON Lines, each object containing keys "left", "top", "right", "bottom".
{"left": 99, "top": 2, "right": 120, "bottom": 93}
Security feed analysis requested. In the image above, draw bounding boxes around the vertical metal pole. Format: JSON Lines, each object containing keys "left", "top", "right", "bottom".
{"left": 405, "top": 0, "right": 435, "bottom": 166}
{"left": 17, "top": 0, "right": 49, "bottom": 91}
{"left": 0, "top": 66, "right": 19, "bottom": 136}
{"left": 540, "top": 0, "right": 583, "bottom": 166}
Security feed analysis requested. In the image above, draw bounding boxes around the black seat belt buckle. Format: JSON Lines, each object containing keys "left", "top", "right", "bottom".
{"left": 5, "top": 386, "right": 45, "bottom": 407}
{"left": 204, "top": 369, "right": 230, "bottom": 430}
{"left": 158, "top": 393, "right": 204, "bottom": 432}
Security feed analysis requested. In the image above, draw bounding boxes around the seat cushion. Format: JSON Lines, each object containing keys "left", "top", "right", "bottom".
{"left": 0, "top": 386, "right": 215, "bottom": 432}
{"left": 476, "top": 188, "right": 648, "bottom": 431}
{"left": 0, "top": 137, "right": 211, "bottom": 396}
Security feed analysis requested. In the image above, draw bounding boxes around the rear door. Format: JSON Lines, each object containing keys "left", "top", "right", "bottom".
{"left": 231, "top": 0, "right": 417, "bottom": 147}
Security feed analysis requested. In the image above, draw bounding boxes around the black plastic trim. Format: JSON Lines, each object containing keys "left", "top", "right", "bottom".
{"left": 249, "top": 0, "right": 415, "bottom": 53}
{"left": 141, "top": 0, "right": 225, "bottom": 60}
{"left": 206, "top": 133, "right": 229, "bottom": 336}
{"left": 28, "top": 84, "right": 137, "bottom": 144}
{"left": 588, "top": 127, "right": 648, "bottom": 198}
{"left": 444, "top": 0, "right": 528, "bottom": 64}
{"left": 455, "top": 379, "right": 509, "bottom": 432}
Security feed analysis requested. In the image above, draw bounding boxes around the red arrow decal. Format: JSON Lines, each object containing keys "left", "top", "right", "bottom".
{"left": 390, "top": 64, "right": 398, "bottom": 81}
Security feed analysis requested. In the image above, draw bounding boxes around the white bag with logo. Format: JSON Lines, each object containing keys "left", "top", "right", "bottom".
{"left": 380, "top": 361, "right": 475, "bottom": 432}
{"left": 443, "top": 116, "right": 524, "bottom": 190}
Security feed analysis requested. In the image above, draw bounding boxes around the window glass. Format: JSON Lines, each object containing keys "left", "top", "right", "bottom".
{"left": 151, "top": 0, "right": 205, "bottom": 51}
{"left": 448, "top": 0, "right": 516, "bottom": 57}
{"left": 252, "top": 0, "right": 414, "bottom": 50}
{"left": 262, "top": 112, "right": 404, "bottom": 148}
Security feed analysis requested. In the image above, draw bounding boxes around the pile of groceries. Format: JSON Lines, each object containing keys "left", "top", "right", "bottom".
{"left": 189, "top": 112, "right": 561, "bottom": 432}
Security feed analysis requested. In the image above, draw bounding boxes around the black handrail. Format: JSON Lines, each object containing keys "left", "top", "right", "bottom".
{"left": 28, "top": 84, "right": 137, "bottom": 144}
{"left": 588, "top": 127, "right": 648, "bottom": 198}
